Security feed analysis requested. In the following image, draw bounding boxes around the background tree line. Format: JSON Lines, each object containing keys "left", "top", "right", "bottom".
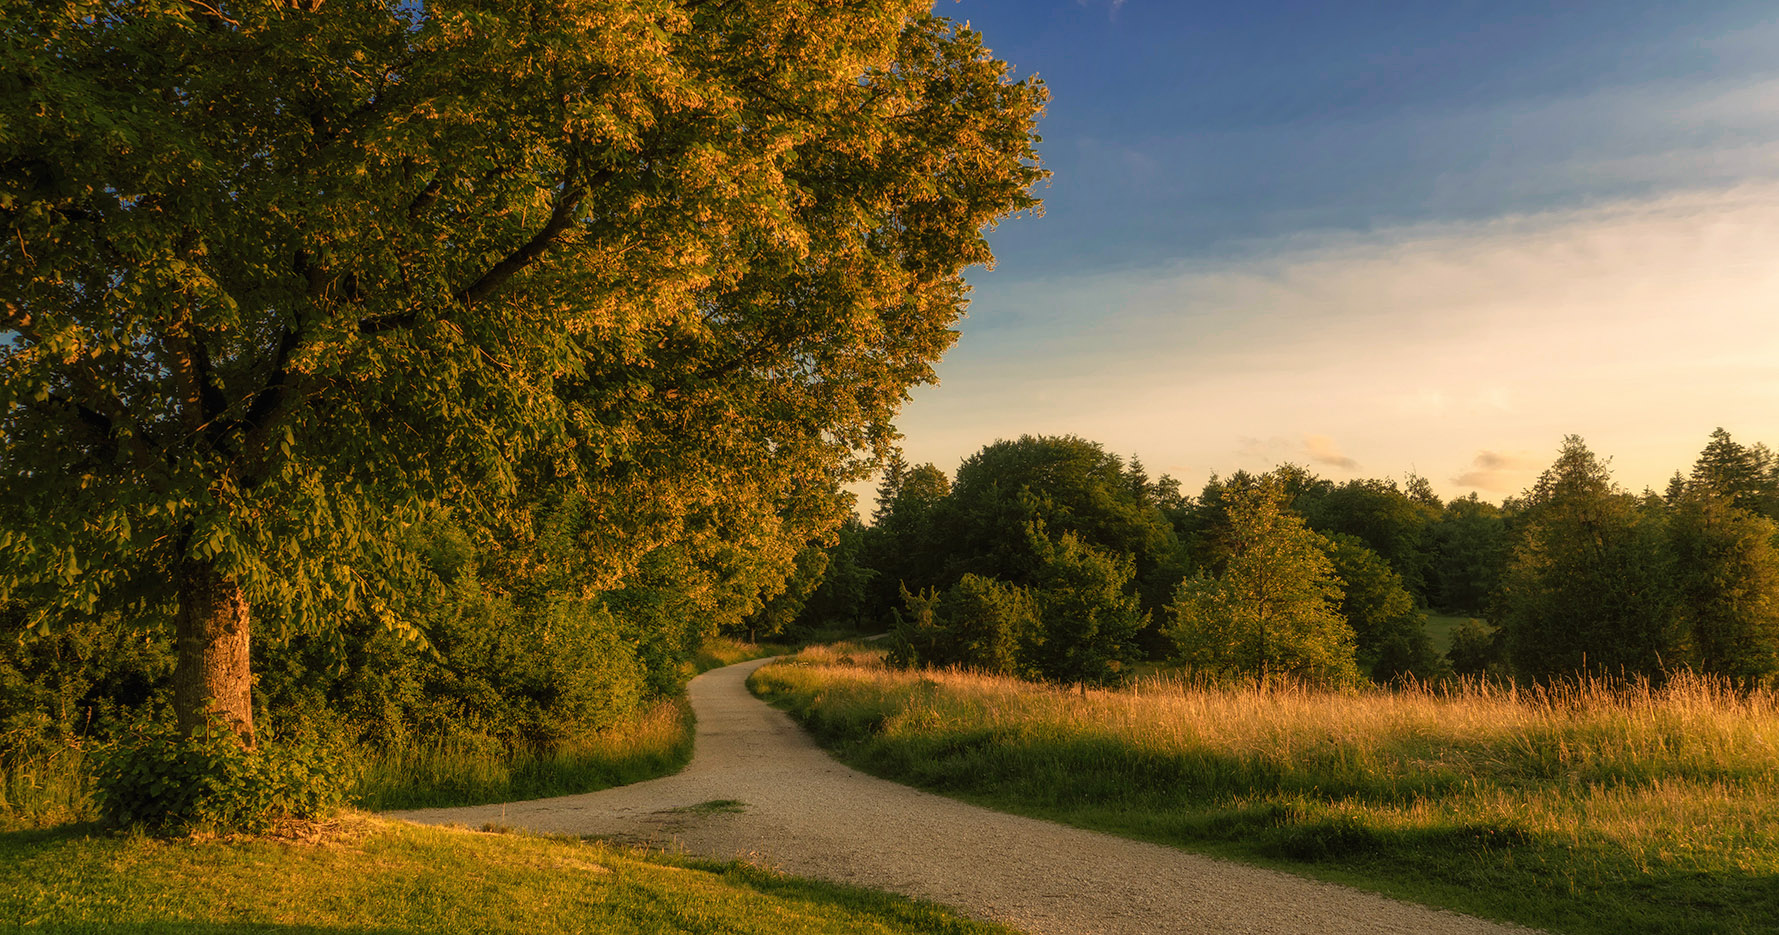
{"left": 781, "top": 428, "right": 1779, "bottom": 688}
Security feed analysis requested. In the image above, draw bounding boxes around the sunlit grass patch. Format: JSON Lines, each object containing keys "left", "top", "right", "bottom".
{"left": 0, "top": 816, "right": 1016, "bottom": 935}
{"left": 752, "top": 648, "right": 1779, "bottom": 935}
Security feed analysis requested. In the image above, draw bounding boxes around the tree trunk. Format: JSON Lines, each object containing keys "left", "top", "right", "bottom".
{"left": 173, "top": 559, "right": 256, "bottom": 747}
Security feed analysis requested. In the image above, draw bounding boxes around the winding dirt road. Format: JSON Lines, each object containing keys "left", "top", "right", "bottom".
{"left": 397, "top": 658, "right": 1534, "bottom": 935}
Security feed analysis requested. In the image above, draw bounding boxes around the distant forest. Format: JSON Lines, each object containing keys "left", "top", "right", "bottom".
{"left": 779, "top": 428, "right": 1779, "bottom": 688}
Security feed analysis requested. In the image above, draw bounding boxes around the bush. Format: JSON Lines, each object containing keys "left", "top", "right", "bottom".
{"left": 1446, "top": 619, "right": 1505, "bottom": 678}
{"left": 92, "top": 719, "right": 348, "bottom": 833}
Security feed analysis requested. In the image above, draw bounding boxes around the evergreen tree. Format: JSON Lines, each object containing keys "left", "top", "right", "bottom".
{"left": 1691, "top": 428, "right": 1779, "bottom": 520}
{"left": 1668, "top": 488, "right": 1779, "bottom": 681}
{"left": 1498, "top": 437, "right": 1683, "bottom": 681}
{"left": 863, "top": 463, "right": 952, "bottom": 624}
{"left": 798, "top": 516, "right": 876, "bottom": 632}
{"left": 1026, "top": 527, "right": 1147, "bottom": 688}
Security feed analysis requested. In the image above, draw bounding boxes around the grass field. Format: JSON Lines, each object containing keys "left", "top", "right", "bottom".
{"left": 752, "top": 643, "right": 1779, "bottom": 935}
{"left": 1424, "top": 613, "right": 1485, "bottom": 655}
{"left": 0, "top": 816, "right": 1014, "bottom": 934}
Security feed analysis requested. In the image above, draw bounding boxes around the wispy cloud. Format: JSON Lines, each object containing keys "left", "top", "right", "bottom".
{"left": 1074, "top": 0, "right": 1126, "bottom": 16}
{"left": 1304, "top": 435, "right": 1357, "bottom": 470}
{"left": 1452, "top": 451, "right": 1544, "bottom": 493}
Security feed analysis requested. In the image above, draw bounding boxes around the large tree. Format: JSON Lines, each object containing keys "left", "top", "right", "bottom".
{"left": 932, "top": 434, "right": 1184, "bottom": 618}
{"left": 0, "top": 1, "right": 1045, "bottom": 743}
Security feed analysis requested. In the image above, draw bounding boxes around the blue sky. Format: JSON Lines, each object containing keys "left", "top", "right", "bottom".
{"left": 867, "top": 0, "right": 1779, "bottom": 506}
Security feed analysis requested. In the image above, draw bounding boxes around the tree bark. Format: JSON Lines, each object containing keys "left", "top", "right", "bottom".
{"left": 173, "top": 559, "right": 256, "bottom": 747}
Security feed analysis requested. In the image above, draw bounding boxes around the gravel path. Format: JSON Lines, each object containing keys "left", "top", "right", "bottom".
{"left": 397, "top": 658, "right": 1536, "bottom": 935}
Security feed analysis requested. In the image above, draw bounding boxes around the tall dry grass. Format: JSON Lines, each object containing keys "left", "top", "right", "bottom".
{"left": 754, "top": 644, "right": 1779, "bottom": 935}
{"left": 354, "top": 696, "right": 695, "bottom": 810}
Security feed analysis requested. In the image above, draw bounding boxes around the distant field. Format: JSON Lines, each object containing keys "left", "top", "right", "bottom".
{"left": 0, "top": 817, "right": 1011, "bottom": 935}
{"left": 754, "top": 644, "right": 1779, "bottom": 935}
{"left": 1423, "top": 613, "right": 1485, "bottom": 655}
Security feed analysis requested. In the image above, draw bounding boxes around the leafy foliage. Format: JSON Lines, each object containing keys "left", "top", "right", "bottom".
{"left": 934, "top": 435, "right": 1184, "bottom": 617}
{"left": 1445, "top": 618, "right": 1505, "bottom": 678}
{"left": 91, "top": 719, "right": 347, "bottom": 834}
{"left": 1321, "top": 534, "right": 1440, "bottom": 681}
{"left": 1667, "top": 478, "right": 1779, "bottom": 682}
{"left": 1, "top": 1, "right": 1046, "bottom": 747}
{"left": 1025, "top": 527, "right": 1147, "bottom": 687}
{"left": 1167, "top": 475, "right": 1359, "bottom": 686}
{"left": 888, "top": 575, "right": 1039, "bottom": 677}
{"left": 1499, "top": 437, "right": 1684, "bottom": 682}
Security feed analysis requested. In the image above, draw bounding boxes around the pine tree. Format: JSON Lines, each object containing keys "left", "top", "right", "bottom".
{"left": 1499, "top": 437, "right": 1683, "bottom": 681}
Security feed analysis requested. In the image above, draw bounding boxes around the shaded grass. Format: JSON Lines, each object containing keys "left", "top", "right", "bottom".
{"left": 1424, "top": 613, "right": 1482, "bottom": 655}
{"left": 353, "top": 698, "right": 696, "bottom": 811}
{"left": 752, "top": 643, "right": 1779, "bottom": 935}
{"left": 0, "top": 816, "right": 1016, "bottom": 934}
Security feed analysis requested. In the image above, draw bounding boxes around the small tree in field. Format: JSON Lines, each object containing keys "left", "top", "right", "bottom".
{"left": 1027, "top": 527, "right": 1146, "bottom": 689}
{"left": 937, "top": 574, "right": 1041, "bottom": 677}
{"left": 1167, "top": 476, "right": 1359, "bottom": 686}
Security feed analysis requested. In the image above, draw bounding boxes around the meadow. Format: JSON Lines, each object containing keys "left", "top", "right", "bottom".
{"left": 752, "top": 643, "right": 1779, "bottom": 935}
{"left": 1422, "top": 613, "right": 1479, "bottom": 655}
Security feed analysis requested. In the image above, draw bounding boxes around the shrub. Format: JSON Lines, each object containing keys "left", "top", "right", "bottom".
{"left": 92, "top": 719, "right": 348, "bottom": 833}
{"left": 1446, "top": 619, "right": 1505, "bottom": 678}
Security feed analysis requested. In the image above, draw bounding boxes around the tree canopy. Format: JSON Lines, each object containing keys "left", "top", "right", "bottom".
{"left": 0, "top": 0, "right": 1047, "bottom": 742}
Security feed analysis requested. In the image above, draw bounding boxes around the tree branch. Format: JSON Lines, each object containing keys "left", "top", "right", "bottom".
{"left": 454, "top": 178, "right": 595, "bottom": 307}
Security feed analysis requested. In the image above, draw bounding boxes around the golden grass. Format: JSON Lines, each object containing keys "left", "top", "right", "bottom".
{"left": 754, "top": 644, "right": 1779, "bottom": 934}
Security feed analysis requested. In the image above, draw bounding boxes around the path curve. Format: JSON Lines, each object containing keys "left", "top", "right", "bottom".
{"left": 397, "top": 658, "right": 1535, "bottom": 935}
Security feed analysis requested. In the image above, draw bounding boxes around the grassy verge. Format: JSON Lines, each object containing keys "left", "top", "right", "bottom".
{"left": 690, "top": 634, "right": 790, "bottom": 674}
{"left": 0, "top": 816, "right": 1016, "bottom": 934}
{"left": 355, "top": 698, "right": 696, "bottom": 811}
{"left": 751, "top": 643, "right": 1779, "bottom": 935}
{"left": 2, "top": 637, "right": 796, "bottom": 827}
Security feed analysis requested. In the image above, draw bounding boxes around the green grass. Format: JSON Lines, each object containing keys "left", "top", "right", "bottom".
{"left": 752, "top": 643, "right": 1779, "bottom": 935}
{"left": 1, "top": 637, "right": 802, "bottom": 827}
{"left": 353, "top": 698, "right": 697, "bottom": 811}
{"left": 1424, "top": 613, "right": 1484, "bottom": 655}
{"left": 0, "top": 816, "right": 1017, "bottom": 934}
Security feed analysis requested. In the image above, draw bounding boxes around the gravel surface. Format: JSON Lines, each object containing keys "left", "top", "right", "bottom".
{"left": 397, "top": 658, "right": 1538, "bottom": 935}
